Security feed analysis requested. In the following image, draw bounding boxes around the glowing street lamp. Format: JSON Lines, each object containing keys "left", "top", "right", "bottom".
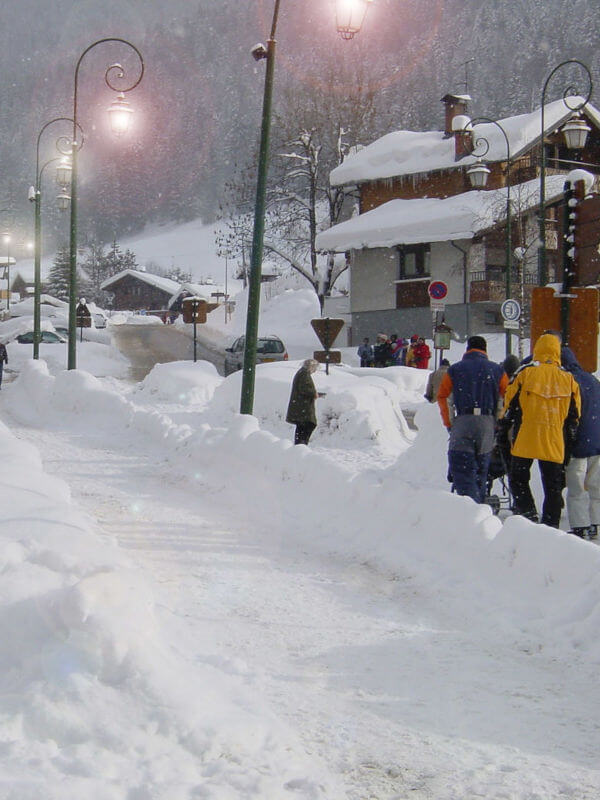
{"left": 240, "top": 0, "right": 371, "bottom": 415}
{"left": 336, "top": 0, "right": 373, "bottom": 40}
{"left": 107, "top": 92, "right": 134, "bottom": 136}
{"left": 67, "top": 39, "right": 144, "bottom": 370}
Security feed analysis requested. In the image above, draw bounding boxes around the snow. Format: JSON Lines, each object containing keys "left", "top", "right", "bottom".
{"left": 1, "top": 240, "right": 600, "bottom": 797}
{"left": 329, "top": 97, "right": 600, "bottom": 186}
{"left": 316, "top": 175, "right": 567, "bottom": 252}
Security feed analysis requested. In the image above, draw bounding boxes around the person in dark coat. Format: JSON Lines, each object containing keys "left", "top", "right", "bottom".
{"left": 0, "top": 341, "right": 7, "bottom": 389}
{"left": 373, "top": 334, "right": 391, "bottom": 368}
{"left": 561, "top": 346, "right": 600, "bottom": 539}
{"left": 286, "top": 359, "right": 322, "bottom": 445}
{"left": 357, "top": 337, "right": 373, "bottom": 367}
{"left": 438, "top": 336, "right": 508, "bottom": 503}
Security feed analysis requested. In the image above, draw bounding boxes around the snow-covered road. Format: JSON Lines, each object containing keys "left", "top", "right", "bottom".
{"left": 7, "top": 406, "right": 600, "bottom": 800}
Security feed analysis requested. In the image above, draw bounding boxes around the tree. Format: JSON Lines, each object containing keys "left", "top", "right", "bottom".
{"left": 45, "top": 245, "right": 71, "bottom": 301}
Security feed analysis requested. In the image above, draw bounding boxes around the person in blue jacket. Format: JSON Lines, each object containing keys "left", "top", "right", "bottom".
{"left": 437, "top": 336, "right": 508, "bottom": 503}
{"left": 561, "top": 346, "right": 600, "bottom": 539}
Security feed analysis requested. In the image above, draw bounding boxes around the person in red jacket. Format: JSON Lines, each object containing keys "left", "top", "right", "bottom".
{"left": 413, "top": 337, "right": 431, "bottom": 369}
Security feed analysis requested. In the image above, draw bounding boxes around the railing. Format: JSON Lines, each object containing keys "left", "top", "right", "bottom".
{"left": 470, "top": 270, "right": 538, "bottom": 285}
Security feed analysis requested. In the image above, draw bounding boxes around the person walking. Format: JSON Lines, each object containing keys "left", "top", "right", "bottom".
{"left": 0, "top": 341, "right": 7, "bottom": 389}
{"left": 501, "top": 333, "right": 580, "bottom": 527}
{"left": 286, "top": 359, "right": 323, "bottom": 445}
{"left": 424, "top": 358, "right": 450, "bottom": 403}
{"left": 437, "top": 336, "right": 508, "bottom": 503}
{"left": 561, "top": 346, "right": 600, "bottom": 539}
{"left": 357, "top": 337, "right": 373, "bottom": 368}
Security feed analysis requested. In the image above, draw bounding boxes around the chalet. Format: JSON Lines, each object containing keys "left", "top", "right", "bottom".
{"left": 316, "top": 94, "right": 600, "bottom": 342}
{"left": 100, "top": 269, "right": 181, "bottom": 311}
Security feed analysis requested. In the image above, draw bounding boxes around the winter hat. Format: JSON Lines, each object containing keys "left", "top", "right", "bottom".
{"left": 467, "top": 335, "right": 487, "bottom": 352}
{"left": 410, "top": 334, "right": 419, "bottom": 342}
{"left": 502, "top": 354, "right": 520, "bottom": 377}
{"left": 440, "top": 358, "right": 450, "bottom": 366}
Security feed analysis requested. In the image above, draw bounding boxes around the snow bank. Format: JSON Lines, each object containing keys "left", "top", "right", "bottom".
{"left": 0, "top": 394, "right": 342, "bottom": 799}
{"left": 6, "top": 359, "right": 600, "bottom": 663}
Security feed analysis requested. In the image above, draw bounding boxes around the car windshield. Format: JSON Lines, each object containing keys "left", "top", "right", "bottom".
{"left": 257, "top": 338, "right": 283, "bottom": 354}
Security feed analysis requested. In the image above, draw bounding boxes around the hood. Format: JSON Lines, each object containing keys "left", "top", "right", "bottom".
{"left": 560, "top": 346, "right": 581, "bottom": 372}
{"left": 533, "top": 333, "right": 561, "bottom": 365}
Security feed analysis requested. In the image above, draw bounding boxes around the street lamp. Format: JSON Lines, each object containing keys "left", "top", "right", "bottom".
{"left": 239, "top": 0, "right": 371, "bottom": 415}
{"left": 463, "top": 117, "right": 513, "bottom": 355}
{"left": 2, "top": 233, "right": 10, "bottom": 312}
{"left": 537, "top": 59, "right": 592, "bottom": 287}
{"left": 67, "top": 38, "right": 144, "bottom": 370}
{"left": 336, "top": 0, "right": 373, "bottom": 40}
{"left": 31, "top": 118, "right": 81, "bottom": 358}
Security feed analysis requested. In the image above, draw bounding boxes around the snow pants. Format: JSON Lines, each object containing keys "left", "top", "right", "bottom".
{"left": 448, "top": 415, "right": 495, "bottom": 504}
{"left": 510, "top": 456, "right": 565, "bottom": 528}
{"left": 566, "top": 455, "right": 600, "bottom": 529}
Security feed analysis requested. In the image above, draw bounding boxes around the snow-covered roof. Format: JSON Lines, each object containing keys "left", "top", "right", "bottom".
{"left": 100, "top": 269, "right": 181, "bottom": 294}
{"left": 329, "top": 97, "right": 600, "bottom": 186}
{"left": 316, "top": 175, "right": 567, "bottom": 252}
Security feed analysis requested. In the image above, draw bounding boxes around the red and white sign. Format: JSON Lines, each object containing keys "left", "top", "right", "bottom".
{"left": 428, "top": 280, "right": 448, "bottom": 300}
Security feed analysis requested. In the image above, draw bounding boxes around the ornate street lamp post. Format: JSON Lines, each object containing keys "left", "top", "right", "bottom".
{"left": 30, "top": 118, "right": 82, "bottom": 358}
{"left": 67, "top": 38, "right": 144, "bottom": 370}
{"left": 239, "top": 0, "right": 371, "bottom": 415}
{"left": 537, "top": 59, "right": 592, "bottom": 287}
{"left": 464, "top": 117, "right": 513, "bottom": 355}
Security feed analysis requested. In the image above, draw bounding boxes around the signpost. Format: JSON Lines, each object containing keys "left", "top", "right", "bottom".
{"left": 500, "top": 298, "right": 521, "bottom": 330}
{"left": 182, "top": 296, "right": 207, "bottom": 362}
{"left": 310, "top": 317, "right": 344, "bottom": 375}
{"left": 76, "top": 299, "right": 91, "bottom": 342}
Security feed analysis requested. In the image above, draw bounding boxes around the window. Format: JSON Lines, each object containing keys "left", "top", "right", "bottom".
{"left": 398, "top": 244, "right": 431, "bottom": 279}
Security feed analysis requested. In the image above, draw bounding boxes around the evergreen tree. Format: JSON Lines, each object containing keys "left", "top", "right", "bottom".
{"left": 45, "top": 245, "right": 71, "bottom": 301}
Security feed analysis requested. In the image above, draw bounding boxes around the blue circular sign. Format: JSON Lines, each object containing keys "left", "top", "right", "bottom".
{"left": 428, "top": 281, "right": 448, "bottom": 300}
{"left": 501, "top": 299, "right": 521, "bottom": 322}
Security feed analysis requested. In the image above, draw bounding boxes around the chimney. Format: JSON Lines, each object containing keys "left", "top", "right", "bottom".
{"left": 441, "top": 93, "right": 471, "bottom": 137}
{"left": 452, "top": 114, "right": 473, "bottom": 159}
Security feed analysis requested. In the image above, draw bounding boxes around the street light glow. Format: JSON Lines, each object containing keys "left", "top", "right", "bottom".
{"left": 56, "top": 157, "right": 72, "bottom": 186}
{"left": 107, "top": 92, "right": 134, "bottom": 136}
{"left": 335, "top": 0, "right": 372, "bottom": 39}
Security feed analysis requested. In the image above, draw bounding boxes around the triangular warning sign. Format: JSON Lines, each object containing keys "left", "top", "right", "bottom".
{"left": 310, "top": 318, "right": 344, "bottom": 350}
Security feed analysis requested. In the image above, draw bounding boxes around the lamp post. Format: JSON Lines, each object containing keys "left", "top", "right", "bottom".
{"left": 464, "top": 117, "right": 513, "bottom": 355}
{"left": 2, "top": 232, "right": 10, "bottom": 312}
{"left": 31, "top": 118, "right": 82, "bottom": 358}
{"left": 239, "top": 0, "right": 371, "bottom": 415}
{"left": 537, "top": 59, "right": 592, "bottom": 287}
{"left": 67, "top": 38, "right": 144, "bottom": 370}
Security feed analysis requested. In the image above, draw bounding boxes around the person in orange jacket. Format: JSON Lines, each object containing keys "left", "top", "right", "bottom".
{"left": 501, "top": 333, "right": 580, "bottom": 527}
{"left": 438, "top": 336, "right": 508, "bottom": 503}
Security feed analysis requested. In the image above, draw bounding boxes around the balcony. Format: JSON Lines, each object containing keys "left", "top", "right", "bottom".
{"left": 469, "top": 270, "right": 537, "bottom": 303}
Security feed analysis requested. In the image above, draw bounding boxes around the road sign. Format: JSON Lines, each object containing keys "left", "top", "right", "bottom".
{"left": 500, "top": 299, "right": 521, "bottom": 322}
{"left": 313, "top": 350, "right": 341, "bottom": 365}
{"left": 428, "top": 280, "right": 448, "bottom": 300}
{"left": 182, "top": 297, "right": 207, "bottom": 323}
{"left": 310, "top": 318, "right": 344, "bottom": 351}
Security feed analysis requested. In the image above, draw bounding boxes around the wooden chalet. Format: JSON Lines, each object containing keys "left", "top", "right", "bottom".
{"left": 316, "top": 93, "right": 600, "bottom": 342}
{"left": 100, "top": 269, "right": 181, "bottom": 311}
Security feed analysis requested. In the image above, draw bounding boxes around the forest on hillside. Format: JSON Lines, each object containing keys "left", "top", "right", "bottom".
{"left": 0, "top": 0, "right": 598, "bottom": 257}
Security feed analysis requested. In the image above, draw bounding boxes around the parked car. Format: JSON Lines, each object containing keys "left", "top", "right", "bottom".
{"left": 16, "top": 331, "right": 67, "bottom": 344}
{"left": 224, "top": 335, "right": 288, "bottom": 375}
{"left": 93, "top": 312, "right": 107, "bottom": 329}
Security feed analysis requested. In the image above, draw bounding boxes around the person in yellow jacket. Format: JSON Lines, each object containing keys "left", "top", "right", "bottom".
{"left": 501, "top": 333, "right": 581, "bottom": 527}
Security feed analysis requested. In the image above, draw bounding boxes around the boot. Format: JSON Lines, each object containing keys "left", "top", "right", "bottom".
{"left": 569, "top": 527, "right": 591, "bottom": 539}
{"left": 588, "top": 524, "right": 598, "bottom": 540}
